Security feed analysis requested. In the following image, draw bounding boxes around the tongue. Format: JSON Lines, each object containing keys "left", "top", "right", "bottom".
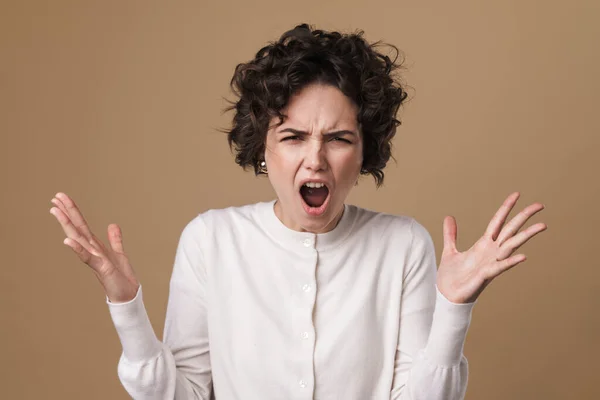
{"left": 300, "top": 186, "right": 329, "bottom": 208}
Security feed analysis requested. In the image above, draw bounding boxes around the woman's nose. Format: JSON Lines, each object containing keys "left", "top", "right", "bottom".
{"left": 304, "top": 140, "right": 327, "bottom": 171}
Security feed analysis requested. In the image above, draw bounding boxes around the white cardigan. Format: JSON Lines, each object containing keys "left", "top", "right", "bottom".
{"left": 107, "top": 199, "right": 476, "bottom": 399}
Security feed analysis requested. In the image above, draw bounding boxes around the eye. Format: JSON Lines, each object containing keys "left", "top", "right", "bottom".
{"left": 331, "top": 137, "right": 352, "bottom": 144}
{"left": 282, "top": 136, "right": 301, "bottom": 142}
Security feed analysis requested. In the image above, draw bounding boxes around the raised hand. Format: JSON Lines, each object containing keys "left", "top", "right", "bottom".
{"left": 436, "top": 192, "right": 547, "bottom": 304}
{"left": 49, "top": 192, "right": 140, "bottom": 303}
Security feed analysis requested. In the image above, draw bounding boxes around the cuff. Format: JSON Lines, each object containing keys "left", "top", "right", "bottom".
{"left": 424, "top": 285, "right": 476, "bottom": 366}
{"left": 106, "top": 284, "right": 162, "bottom": 362}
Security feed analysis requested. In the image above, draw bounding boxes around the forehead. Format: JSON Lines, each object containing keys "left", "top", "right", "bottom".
{"left": 276, "top": 83, "right": 358, "bottom": 131}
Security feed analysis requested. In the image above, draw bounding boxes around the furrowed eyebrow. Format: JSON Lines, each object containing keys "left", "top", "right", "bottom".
{"left": 278, "top": 128, "right": 357, "bottom": 138}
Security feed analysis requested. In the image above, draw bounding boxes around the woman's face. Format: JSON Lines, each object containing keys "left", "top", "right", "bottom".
{"left": 264, "top": 83, "right": 363, "bottom": 233}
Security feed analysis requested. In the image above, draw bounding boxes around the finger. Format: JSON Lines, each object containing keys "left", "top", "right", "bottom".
{"left": 108, "top": 224, "right": 125, "bottom": 254}
{"left": 482, "top": 253, "right": 527, "bottom": 280}
{"left": 64, "top": 237, "right": 100, "bottom": 258}
{"left": 50, "top": 206, "right": 90, "bottom": 246}
{"left": 496, "top": 202, "right": 545, "bottom": 246}
{"left": 62, "top": 236, "right": 104, "bottom": 272}
{"left": 442, "top": 216, "right": 458, "bottom": 255}
{"left": 484, "top": 192, "right": 520, "bottom": 241}
{"left": 53, "top": 193, "right": 111, "bottom": 255}
{"left": 50, "top": 197, "right": 69, "bottom": 220}
{"left": 497, "top": 222, "right": 548, "bottom": 259}
{"left": 50, "top": 206, "right": 105, "bottom": 260}
{"left": 54, "top": 192, "right": 94, "bottom": 240}
{"left": 88, "top": 237, "right": 107, "bottom": 259}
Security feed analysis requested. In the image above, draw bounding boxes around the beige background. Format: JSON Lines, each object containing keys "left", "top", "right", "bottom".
{"left": 1, "top": 0, "right": 598, "bottom": 399}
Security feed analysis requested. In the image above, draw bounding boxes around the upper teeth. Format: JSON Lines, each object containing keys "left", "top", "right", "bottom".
{"left": 303, "top": 182, "right": 325, "bottom": 188}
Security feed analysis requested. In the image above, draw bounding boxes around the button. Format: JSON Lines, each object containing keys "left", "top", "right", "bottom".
{"left": 301, "top": 332, "right": 309, "bottom": 339}
{"left": 299, "top": 380, "right": 307, "bottom": 388}
{"left": 302, "top": 284, "right": 311, "bottom": 292}
{"left": 302, "top": 238, "right": 312, "bottom": 247}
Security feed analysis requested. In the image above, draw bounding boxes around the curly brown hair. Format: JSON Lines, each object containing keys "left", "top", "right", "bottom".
{"left": 221, "top": 23, "right": 408, "bottom": 187}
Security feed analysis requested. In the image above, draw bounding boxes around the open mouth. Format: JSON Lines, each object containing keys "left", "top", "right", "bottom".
{"left": 300, "top": 183, "right": 329, "bottom": 207}
{"left": 299, "top": 182, "right": 330, "bottom": 215}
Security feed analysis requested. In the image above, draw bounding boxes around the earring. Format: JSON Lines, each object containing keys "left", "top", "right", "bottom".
{"left": 259, "top": 160, "right": 268, "bottom": 174}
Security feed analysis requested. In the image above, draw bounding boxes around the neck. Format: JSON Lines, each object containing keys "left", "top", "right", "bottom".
{"left": 273, "top": 199, "right": 345, "bottom": 234}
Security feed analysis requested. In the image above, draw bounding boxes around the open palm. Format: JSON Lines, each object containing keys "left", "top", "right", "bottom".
{"left": 437, "top": 192, "right": 547, "bottom": 304}
{"left": 50, "top": 192, "right": 139, "bottom": 303}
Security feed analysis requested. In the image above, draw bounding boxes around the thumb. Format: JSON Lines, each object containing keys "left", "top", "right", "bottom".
{"left": 442, "top": 216, "right": 458, "bottom": 255}
{"left": 108, "top": 223, "right": 125, "bottom": 254}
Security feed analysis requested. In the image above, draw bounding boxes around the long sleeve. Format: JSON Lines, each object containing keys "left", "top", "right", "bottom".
{"left": 107, "top": 217, "right": 213, "bottom": 399}
{"left": 390, "top": 219, "right": 475, "bottom": 400}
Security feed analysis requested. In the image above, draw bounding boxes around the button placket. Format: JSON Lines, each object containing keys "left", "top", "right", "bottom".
{"left": 291, "top": 247, "right": 317, "bottom": 397}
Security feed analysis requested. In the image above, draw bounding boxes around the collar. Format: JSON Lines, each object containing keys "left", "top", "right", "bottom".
{"left": 258, "top": 198, "right": 356, "bottom": 253}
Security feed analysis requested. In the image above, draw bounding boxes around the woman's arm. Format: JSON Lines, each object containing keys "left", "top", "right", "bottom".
{"left": 390, "top": 219, "right": 475, "bottom": 400}
{"left": 107, "top": 217, "right": 213, "bottom": 399}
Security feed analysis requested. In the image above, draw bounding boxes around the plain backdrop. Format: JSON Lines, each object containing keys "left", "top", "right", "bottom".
{"left": 1, "top": 0, "right": 598, "bottom": 399}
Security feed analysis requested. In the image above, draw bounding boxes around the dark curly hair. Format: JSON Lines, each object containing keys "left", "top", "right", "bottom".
{"left": 221, "top": 23, "right": 408, "bottom": 187}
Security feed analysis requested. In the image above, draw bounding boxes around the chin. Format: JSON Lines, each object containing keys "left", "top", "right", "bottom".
{"left": 297, "top": 194, "right": 344, "bottom": 233}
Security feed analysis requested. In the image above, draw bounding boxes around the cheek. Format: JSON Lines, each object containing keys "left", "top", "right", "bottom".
{"left": 336, "top": 150, "right": 363, "bottom": 173}
{"left": 265, "top": 154, "right": 299, "bottom": 191}
{"left": 269, "top": 153, "right": 300, "bottom": 174}
{"left": 268, "top": 147, "right": 305, "bottom": 174}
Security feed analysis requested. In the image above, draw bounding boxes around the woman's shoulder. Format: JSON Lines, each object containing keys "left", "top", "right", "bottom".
{"left": 348, "top": 203, "right": 432, "bottom": 244}
{"left": 349, "top": 203, "right": 412, "bottom": 230}
{"left": 182, "top": 200, "right": 267, "bottom": 234}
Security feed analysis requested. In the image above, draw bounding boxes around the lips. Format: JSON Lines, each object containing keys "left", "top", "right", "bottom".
{"left": 298, "top": 180, "right": 332, "bottom": 216}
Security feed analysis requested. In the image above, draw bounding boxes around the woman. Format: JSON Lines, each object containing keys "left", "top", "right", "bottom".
{"left": 49, "top": 24, "right": 547, "bottom": 399}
